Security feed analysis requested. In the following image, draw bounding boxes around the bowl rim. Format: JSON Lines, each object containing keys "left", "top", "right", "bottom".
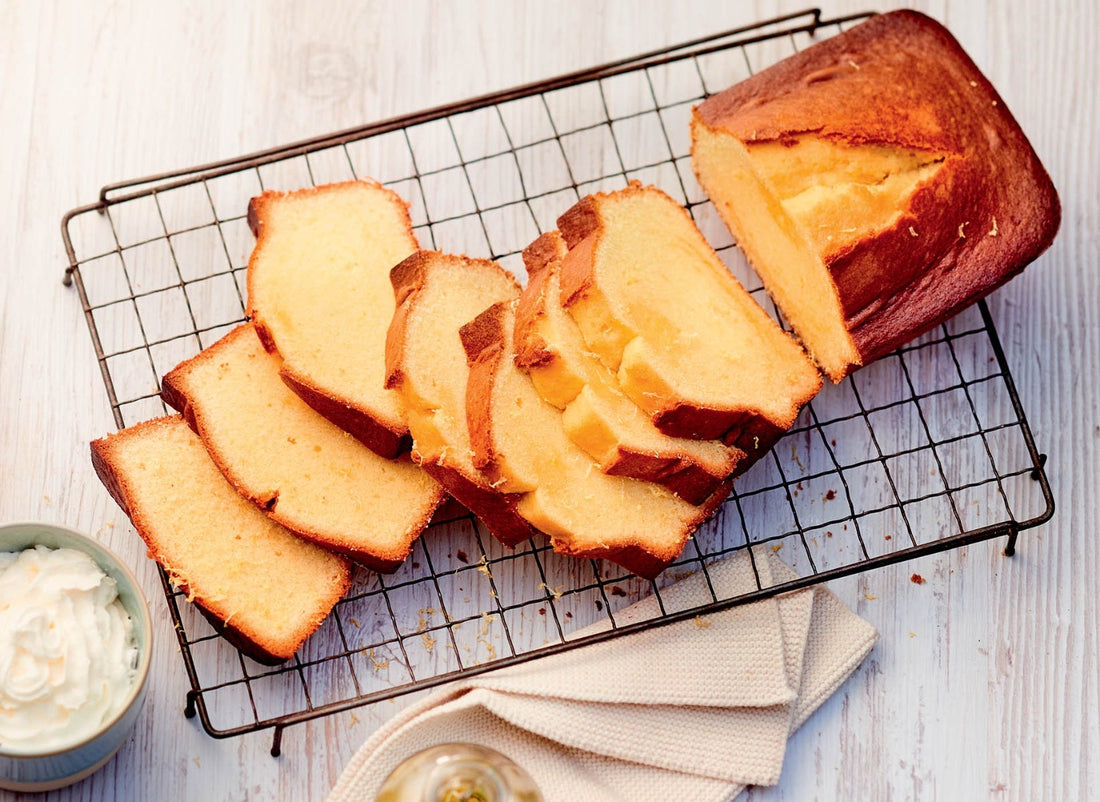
{"left": 0, "top": 521, "right": 154, "bottom": 759}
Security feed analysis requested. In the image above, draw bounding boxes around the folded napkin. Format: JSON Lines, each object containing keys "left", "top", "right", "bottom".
{"left": 328, "top": 551, "right": 877, "bottom": 802}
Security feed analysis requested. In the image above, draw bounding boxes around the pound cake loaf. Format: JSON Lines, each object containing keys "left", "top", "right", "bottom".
{"left": 161, "top": 323, "right": 445, "bottom": 572}
{"left": 91, "top": 416, "right": 352, "bottom": 664}
{"left": 384, "top": 251, "right": 537, "bottom": 547}
{"left": 556, "top": 183, "right": 822, "bottom": 455}
{"left": 691, "top": 10, "right": 1060, "bottom": 381}
{"left": 463, "top": 301, "right": 730, "bottom": 579}
{"left": 247, "top": 180, "right": 419, "bottom": 458}
{"left": 515, "top": 231, "right": 742, "bottom": 504}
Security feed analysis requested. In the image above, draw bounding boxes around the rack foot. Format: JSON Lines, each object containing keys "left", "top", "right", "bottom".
{"left": 271, "top": 726, "right": 284, "bottom": 758}
{"left": 1003, "top": 529, "right": 1018, "bottom": 558}
{"left": 184, "top": 691, "right": 198, "bottom": 718}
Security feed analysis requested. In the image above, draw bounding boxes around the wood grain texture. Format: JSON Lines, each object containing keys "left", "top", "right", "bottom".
{"left": 0, "top": 1, "right": 1096, "bottom": 800}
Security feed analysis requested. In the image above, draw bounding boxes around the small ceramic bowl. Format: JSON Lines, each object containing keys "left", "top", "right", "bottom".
{"left": 0, "top": 522, "right": 153, "bottom": 792}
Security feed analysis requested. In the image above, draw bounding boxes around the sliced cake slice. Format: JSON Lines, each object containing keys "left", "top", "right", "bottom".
{"left": 91, "top": 416, "right": 351, "bottom": 665}
{"left": 247, "top": 180, "right": 419, "bottom": 458}
{"left": 161, "top": 323, "right": 445, "bottom": 572}
{"left": 463, "top": 301, "right": 730, "bottom": 579}
{"left": 555, "top": 183, "right": 822, "bottom": 454}
{"left": 514, "top": 232, "right": 742, "bottom": 504}
{"left": 691, "top": 10, "right": 1060, "bottom": 381}
{"left": 384, "top": 251, "right": 537, "bottom": 547}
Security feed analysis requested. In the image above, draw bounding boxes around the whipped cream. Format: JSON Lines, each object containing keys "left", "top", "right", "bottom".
{"left": 0, "top": 545, "right": 139, "bottom": 753}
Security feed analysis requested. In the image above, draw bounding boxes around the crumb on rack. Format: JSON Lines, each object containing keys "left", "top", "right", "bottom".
{"left": 348, "top": 617, "right": 361, "bottom": 629}
{"left": 989, "top": 216, "right": 999, "bottom": 237}
{"left": 538, "top": 582, "right": 564, "bottom": 599}
{"left": 694, "top": 616, "right": 712, "bottom": 628}
{"left": 824, "top": 489, "right": 836, "bottom": 501}
{"left": 349, "top": 712, "right": 360, "bottom": 728}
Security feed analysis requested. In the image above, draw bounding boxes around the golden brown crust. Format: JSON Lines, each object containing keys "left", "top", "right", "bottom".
{"left": 459, "top": 302, "right": 512, "bottom": 476}
{"left": 694, "top": 10, "right": 1060, "bottom": 364}
{"left": 279, "top": 367, "right": 410, "bottom": 459}
{"left": 554, "top": 183, "right": 819, "bottom": 447}
{"left": 551, "top": 478, "right": 732, "bottom": 580}
{"left": 161, "top": 324, "right": 434, "bottom": 571}
{"left": 246, "top": 180, "right": 419, "bottom": 456}
{"left": 515, "top": 232, "right": 740, "bottom": 504}
{"left": 91, "top": 418, "right": 353, "bottom": 664}
{"left": 461, "top": 301, "right": 728, "bottom": 579}
{"left": 386, "top": 251, "right": 537, "bottom": 548}
{"left": 512, "top": 233, "right": 564, "bottom": 371}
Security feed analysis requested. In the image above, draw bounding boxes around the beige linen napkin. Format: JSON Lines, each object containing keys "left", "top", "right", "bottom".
{"left": 328, "top": 551, "right": 876, "bottom": 802}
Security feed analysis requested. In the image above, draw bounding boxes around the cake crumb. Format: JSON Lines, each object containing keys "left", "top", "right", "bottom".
{"left": 42, "top": 494, "right": 51, "bottom": 506}
{"left": 884, "top": 534, "right": 892, "bottom": 541}
{"left": 193, "top": 757, "right": 201, "bottom": 768}
{"left": 847, "top": 59, "right": 860, "bottom": 70}
{"left": 349, "top": 712, "right": 361, "bottom": 728}
{"left": 988, "top": 216, "right": 999, "bottom": 237}
{"left": 477, "top": 556, "right": 492, "bottom": 578}
{"left": 420, "top": 632, "right": 436, "bottom": 653}
{"left": 539, "top": 582, "right": 564, "bottom": 599}
{"left": 958, "top": 222, "right": 968, "bottom": 239}
{"left": 456, "top": 550, "right": 470, "bottom": 564}
{"left": 864, "top": 593, "right": 877, "bottom": 600}
{"left": 771, "top": 544, "right": 782, "bottom": 553}
{"left": 348, "top": 617, "right": 361, "bottom": 629}
{"left": 910, "top": 573, "right": 926, "bottom": 585}
{"left": 609, "top": 586, "right": 627, "bottom": 597}
{"left": 538, "top": 607, "right": 546, "bottom": 615}
{"left": 969, "top": 80, "right": 978, "bottom": 87}
{"left": 824, "top": 489, "right": 836, "bottom": 501}
{"left": 909, "top": 632, "right": 917, "bottom": 638}
{"left": 694, "top": 616, "right": 712, "bottom": 628}
{"left": 908, "top": 226, "right": 919, "bottom": 237}
{"left": 367, "top": 649, "right": 389, "bottom": 671}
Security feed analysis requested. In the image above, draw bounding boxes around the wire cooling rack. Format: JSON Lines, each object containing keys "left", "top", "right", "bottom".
{"left": 62, "top": 8, "right": 1054, "bottom": 753}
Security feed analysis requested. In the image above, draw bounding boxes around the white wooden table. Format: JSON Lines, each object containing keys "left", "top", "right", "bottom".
{"left": 2, "top": 1, "right": 1096, "bottom": 799}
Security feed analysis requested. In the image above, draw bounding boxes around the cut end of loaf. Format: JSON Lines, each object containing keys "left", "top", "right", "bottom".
{"left": 691, "top": 9, "right": 1060, "bottom": 375}
{"left": 690, "top": 120, "right": 864, "bottom": 382}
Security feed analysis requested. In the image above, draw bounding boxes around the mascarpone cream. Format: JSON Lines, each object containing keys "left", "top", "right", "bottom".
{"left": 0, "top": 546, "right": 138, "bottom": 753}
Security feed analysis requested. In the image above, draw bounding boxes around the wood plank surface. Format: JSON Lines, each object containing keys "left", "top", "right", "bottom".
{"left": 0, "top": 1, "right": 1096, "bottom": 800}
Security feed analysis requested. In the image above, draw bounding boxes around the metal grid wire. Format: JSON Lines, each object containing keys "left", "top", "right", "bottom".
{"left": 61, "top": 9, "right": 1053, "bottom": 750}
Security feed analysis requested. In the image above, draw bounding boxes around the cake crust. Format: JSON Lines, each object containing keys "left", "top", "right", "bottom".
{"left": 161, "top": 323, "right": 444, "bottom": 572}
{"left": 91, "top": 417, "right": 352, "bottom": 665}
{"left": 462, "top": 301, "right": 733, "bottom": 579}
{"left": 514, "top": 232, "right": 742, "bottom": 503}
{"left": 693, "top": 10, "right": 1060, "bottom": 369}
{"left": 555, "top": 183, "right": 821, "bottom": 451}
{"left": 246, "top": 180, "right": 419, "bottom": 458}
{"left": 385, "top": 251, "right": 537, "bottom": 548}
